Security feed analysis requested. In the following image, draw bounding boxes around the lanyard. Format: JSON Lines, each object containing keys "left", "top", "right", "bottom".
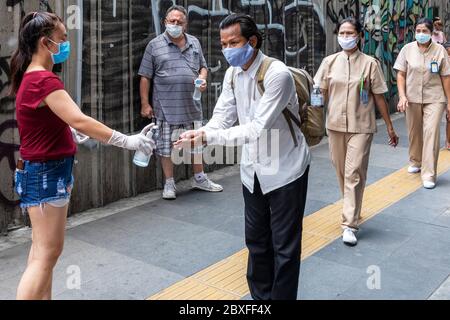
{"left": 360, "top": 73, "right": 364, "bottom": 93}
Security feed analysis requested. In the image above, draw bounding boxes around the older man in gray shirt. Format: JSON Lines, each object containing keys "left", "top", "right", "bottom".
{"left": 139, "top": 5, "right": 223, "bottom": 199}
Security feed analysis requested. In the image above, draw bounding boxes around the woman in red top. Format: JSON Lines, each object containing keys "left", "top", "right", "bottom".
{"left": 10, "top": 11, "right": 155, "bottom": 300}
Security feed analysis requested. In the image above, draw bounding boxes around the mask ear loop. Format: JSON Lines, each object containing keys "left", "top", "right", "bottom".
{"left": 47, "top": 38, "right": 61, "bottom": 55}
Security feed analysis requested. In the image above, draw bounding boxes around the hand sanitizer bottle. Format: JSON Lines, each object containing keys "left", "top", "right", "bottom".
{"left": 133, "top": 125, "right": 159, "bottom": 167}
{"left": 310, "top": 84, "right": 324, "bottom": 107}
{"left": 193, "top": 78, "right": 205, "bottom": 101}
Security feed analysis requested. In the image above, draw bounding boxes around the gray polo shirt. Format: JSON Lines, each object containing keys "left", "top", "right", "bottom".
{"left": 138, "top": 32, "right": 207, "bottom": 124}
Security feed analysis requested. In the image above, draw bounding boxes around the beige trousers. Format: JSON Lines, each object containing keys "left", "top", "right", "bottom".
{"left": 405, "top": 103, "right": 446, "bottom": 182}
{"left": 328, "top": 130, "right": 374, "bottom": 231}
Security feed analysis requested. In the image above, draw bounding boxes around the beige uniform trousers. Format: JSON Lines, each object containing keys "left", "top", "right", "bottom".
{"left": 328, "top": 130, "right": 374, "bottom": 231}
{"left": 405, "top": 102, "right": 446, "bottom": 182}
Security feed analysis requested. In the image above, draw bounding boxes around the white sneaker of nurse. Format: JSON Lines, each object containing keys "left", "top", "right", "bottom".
{"left": 342, "top": 228, "right": 357, "bottom": 246}
{"left": 191, "top": 175, "right": 223, "bottom": 192}
{"left": 407, "top": 166, "right": 421, "bottom": 174}
{"left": 423, "top": 180, "right": 436, "bottom": 189}
{"left": 162, "top": 180, "right": 177, "bottom": 200}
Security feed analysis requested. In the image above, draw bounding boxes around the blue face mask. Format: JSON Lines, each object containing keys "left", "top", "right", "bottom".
{"left": 222, "top": 42, "right": 255, "bottom": 67}
{"left": 415, "top": 33, "right": 431, "bottom": 44}
{"left": 47, "top": 38, "right": 71, "bottom": 64}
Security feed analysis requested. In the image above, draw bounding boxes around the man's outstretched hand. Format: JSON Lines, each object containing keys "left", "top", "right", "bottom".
{"left": 173, "top": 130, "right": 206, "bottom": 150}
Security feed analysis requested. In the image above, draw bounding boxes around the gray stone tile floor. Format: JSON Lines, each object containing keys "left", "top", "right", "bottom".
{"left": 0, "top": 115, "right": 449, "bottom": 300}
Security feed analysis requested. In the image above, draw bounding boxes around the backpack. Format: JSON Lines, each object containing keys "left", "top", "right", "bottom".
{"left": 231, "top": 57, "right": 325, "bottom": 147}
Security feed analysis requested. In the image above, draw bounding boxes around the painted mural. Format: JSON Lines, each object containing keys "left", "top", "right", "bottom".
{"left": 0, "top": 0, "right": 448, "bottom": 232}
{"left": 360, "top": 0, "right": 440, "bottom": 97}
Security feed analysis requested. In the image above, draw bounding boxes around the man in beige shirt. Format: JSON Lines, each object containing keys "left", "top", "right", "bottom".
{"left": 314, "top": 17, "right": 398, "bottom": 246}
{"left": 395, "top": 18, "right": 450, "bottom": 189}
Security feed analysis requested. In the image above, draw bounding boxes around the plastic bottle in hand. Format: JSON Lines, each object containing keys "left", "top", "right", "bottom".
{"left": 133, "top": 125, "right": 159, "bottom": 167}
{"left": 310, "top": 84, "right": 324, "bottom": 107}
{"left": 193, "top": 78, "right": 205, "bottom": 101}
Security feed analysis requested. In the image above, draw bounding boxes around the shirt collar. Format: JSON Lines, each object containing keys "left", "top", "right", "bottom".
{"left": 415, "top": 40, "right": 434, "bottom": 53}
{"left": 235, "top": 50, "right": 265, "bottom": 80}
{"left": 340, "top": 48, "right": 361, "bottom": 61}
{"left": 163, "top": 32, "right": 191, "bottom": 47}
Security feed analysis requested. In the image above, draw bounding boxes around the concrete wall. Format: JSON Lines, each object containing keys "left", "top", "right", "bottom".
{"left": 1, "top": 0, "right": 449, "bottom": 233}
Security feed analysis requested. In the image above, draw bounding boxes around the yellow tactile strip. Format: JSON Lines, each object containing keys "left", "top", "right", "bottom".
{"left": 148, "top": 149, "right": 450, "bottom": 300}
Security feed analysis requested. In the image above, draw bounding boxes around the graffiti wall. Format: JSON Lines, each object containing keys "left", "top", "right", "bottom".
{"left": 0, "top": 0, "right": 448, "bottom": 233}
{"left": 1, "top": 1, "right": 37, "bottom": 233}
{"left": 360, "top": 0, "right": 445, "bottom": 97}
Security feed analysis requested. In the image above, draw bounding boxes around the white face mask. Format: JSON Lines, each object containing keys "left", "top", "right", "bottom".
{"left": 338, "top": 36, "right": 359, "bottom": 50}
{"left": 165, "top": 24, "right": 183, "bottom": 38}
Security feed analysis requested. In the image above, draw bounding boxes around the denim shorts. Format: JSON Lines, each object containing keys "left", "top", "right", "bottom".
{"left": 14, "top": 156, "right": 75, "bottom": 210}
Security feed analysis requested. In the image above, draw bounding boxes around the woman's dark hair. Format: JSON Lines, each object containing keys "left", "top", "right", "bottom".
{"left": 219, "top": 13, "right": 263, "bottom": 49}
{"left": 416, "top": 18, "right": 434, "bottom": 32}
{"left": 338, "top": 17, "right": 363, "bottom": 34}
{"left": 9, "top": 11, "right": 62, "bottom": 96}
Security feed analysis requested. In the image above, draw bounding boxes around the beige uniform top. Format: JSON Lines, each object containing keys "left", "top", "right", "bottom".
{"left": 314, "top": 50, "right": 388, "bottom": 134}
{"left": 393, "top": 41, "right": 450, "bottom": 104}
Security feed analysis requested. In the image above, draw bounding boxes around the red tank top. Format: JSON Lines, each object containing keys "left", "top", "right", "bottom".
{"left": 15, "top": 70, "right": 76, "bottom": 162}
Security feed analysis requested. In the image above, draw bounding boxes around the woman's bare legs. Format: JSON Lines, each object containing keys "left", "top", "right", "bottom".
{"left": 16, "top": 204, "right": 67, "bottom": 300}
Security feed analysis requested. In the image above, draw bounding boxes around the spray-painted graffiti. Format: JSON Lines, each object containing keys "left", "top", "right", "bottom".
{"left": 0, "top": 54, "right": 12, "bottom": 107}
{"left": 39, "top": 0, "right": 53, "bottom": 13}
{"left": 445, "top": 1, "right": 450, "bottom": 37}
{"left": 145, "top": 0, "right": 326, "bottom": 103}
{"left": 5, "top": 0, "right": 25, "bottom": 16}
{"left": 326, "top": 0, "right": 361, "bottom": 33}
{"left": 0, "top": 51, "right": 18, "bottom": 207}
{"left": 0, "top": 0, "right": 448, "bottom": 231}
{"left": 325, "top": 0, "right": 439, "bottom": 98}
{"left": 359, "top": 0, "right": 432, "bottom": 97}
{"left": 138, "top": 0, "right": 444, "bottom": 109}
{"left": 0, "top": 120, "right": 19, "bottom": 207}
{"left": 0, "top": 0, "right": 34, "bottom": 228}
{"left": 6, "top": 0, "right": 21, "bottom": 8}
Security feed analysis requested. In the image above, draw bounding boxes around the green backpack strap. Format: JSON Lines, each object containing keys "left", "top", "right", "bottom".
{"left": 256, "top": 57, "right": 277, "bottom": 95}
{"left": 256, "top": 57, "right": 300, "bottom": 147}
{"left": 230, "top": 67, "right": 236, "bottom": 92}
{"left": 282, "top": 109, "right": 299, "bottom": 147}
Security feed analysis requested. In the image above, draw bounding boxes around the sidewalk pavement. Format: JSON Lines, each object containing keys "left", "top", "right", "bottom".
{"left": 0, "top": 114, "right": 449, "bottom": 300}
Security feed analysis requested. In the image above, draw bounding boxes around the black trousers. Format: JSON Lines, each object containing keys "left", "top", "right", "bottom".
{"left": 243, "top": 166, "right": 309, "bottom": 300}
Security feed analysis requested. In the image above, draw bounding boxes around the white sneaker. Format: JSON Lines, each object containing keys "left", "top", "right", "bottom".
{"left": 342, "top": 228, "right": 357, "bottom": 246}
{"left": 162, "top": 181, "right": 177, "bottom": 200}
{"left": 192, "top": 176, "right": 223, "bottom": 192}
{"left": 423, "top": 180, "right": 436, "bottom": 189}
{"left": 407, "top": 166, "right": 421, "bottom": 174}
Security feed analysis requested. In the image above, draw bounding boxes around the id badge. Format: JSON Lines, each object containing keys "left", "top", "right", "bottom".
{"left": 430, "top": 61, "right": 439, "bottom": 73}
{"left": 360, "top": 89, "right": 369, "bottom": 105}
{"left": 360, "top": 75, "right": 369, "bottom": 105}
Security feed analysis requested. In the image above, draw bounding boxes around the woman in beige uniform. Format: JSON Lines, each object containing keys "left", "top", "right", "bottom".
{"left": 314, "top": 17, "right": 399, "bottom": 246}
{"left": 395, "top": 18, "right": 450, "bottom": 189}
{"left": 445, "top": 42, "right": 450, "bottom": 150}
